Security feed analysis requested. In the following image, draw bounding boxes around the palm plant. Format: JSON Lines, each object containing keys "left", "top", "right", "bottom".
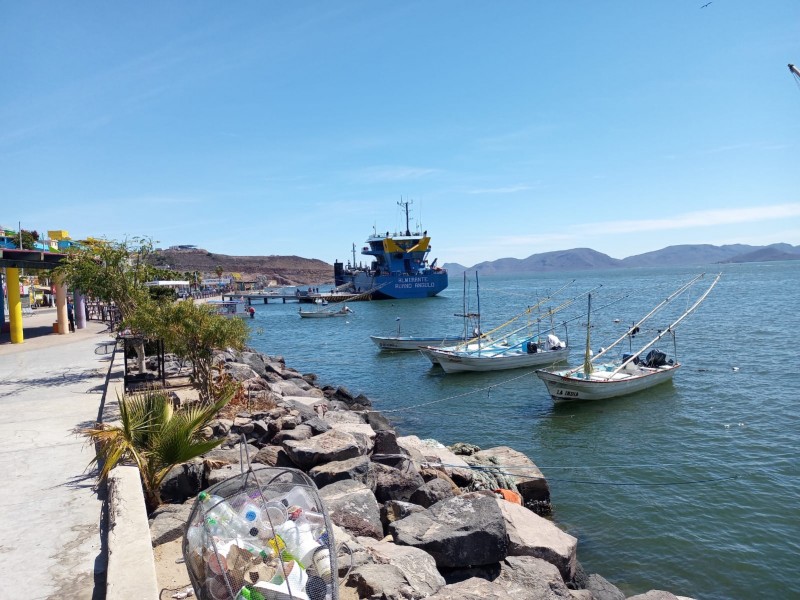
{"left": 84, "top": 388, "right": 231, "bottom": 512}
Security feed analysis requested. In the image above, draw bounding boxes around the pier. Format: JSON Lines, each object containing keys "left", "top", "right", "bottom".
{"left": 222, "top": 290, "right": 371, "bottom": 304}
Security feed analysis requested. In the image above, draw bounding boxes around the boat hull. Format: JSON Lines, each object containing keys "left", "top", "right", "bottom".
{"left": 338, "top": 271, "right": 448, "bottom": 300}
{"left": 430, "top": 346, "right": 570, "bottom": 373}
{"left": 299, "top": 310, "right": 350, "bottom": 318}
{"left": 370, "top": 335, "right": 464, "bottom": 350}
{"left": 536, "top": 363, "right": 680, "bottom": 402}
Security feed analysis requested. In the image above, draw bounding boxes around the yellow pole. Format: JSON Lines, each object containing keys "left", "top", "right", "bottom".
{"left": 55, "top": 279, "right": 68, "bottom": 334}
{"left": 7, "top": 267, "right": 24, "bottom": 343}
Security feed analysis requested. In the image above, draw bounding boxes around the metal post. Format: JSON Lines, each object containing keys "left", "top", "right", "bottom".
{"left": 7, "top": 267, "right": 24, "bottom": 343}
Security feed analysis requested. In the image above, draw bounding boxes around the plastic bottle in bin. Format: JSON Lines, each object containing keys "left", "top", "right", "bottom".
{"left": 239, "top": 500, "right": 288, "bottom": 540}
{"left": 199, "top": 491, "right": 253, "bottom": 538}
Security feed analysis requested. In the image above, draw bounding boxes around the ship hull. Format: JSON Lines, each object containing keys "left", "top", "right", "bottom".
{"left": 338, "top": 271, "right": 448, "bottom": 299}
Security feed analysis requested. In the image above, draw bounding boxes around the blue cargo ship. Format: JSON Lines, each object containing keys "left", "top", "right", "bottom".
{"left": 333, "top": 201, "right": 448, "bottom": 300}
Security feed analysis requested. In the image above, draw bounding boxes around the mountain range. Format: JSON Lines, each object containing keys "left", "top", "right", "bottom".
{"left": 442, "top": 243, "right": 800, "bottom": 276}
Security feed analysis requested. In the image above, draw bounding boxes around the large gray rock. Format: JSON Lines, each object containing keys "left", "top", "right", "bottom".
{"left": 319, "top": 480, "right": 383, "bottom": 539}
{"left": 223, "top": 362, "right": 260, "bottom": 382}
{"left": 467, "top": 446, "right": 550, "bottom": 511}
{"left": 159, "top": 458, "right": 204, "bottom": 503}
{"left": 627, "top": 592, "right": 688, "bottom": 600}
{"left": 237, "top": 352, "right": 269, "bottom": 378}
{"left": 497, "top": 498, "right": 577, "bottom": 581}
{"left": 270, "top": 378, "right": 324, "bottom": 398}
{"left": 349, "top": 537, "right": 446, "bottom": 599}
{"left": 586, "top": 574, "right": 626, "bottom": 600}
{"left": 271, "top": 423, "right": 314, "bottom": 445}
{"left": 409, "top": 477, "right": 459, "bottom": 508}
{"left": 398, "top": 435, "right": 474, "bottom": 486}
{"left": 433, "top": 556, "right": 576, "bottom": 599}
{"left": 390, "top": 492, "right": 507, "bottom": 568}
{"left": 331, "top": 524, "right": 371, "bottom": 574}
{"left": 203, "top": 444, "right": 259, "bottom": 466}
{"left": 326, "top": 421, "right": 376, "bottom": 455}
{"left": 149, "top": 501, "right": 194, "bottom": 546}
{"left": 308, "top": 455, "right": 372, "bottom": 488}
{"left": 381, "top": 500, "right": 425, "bottom": 530}
{"left": 372, "top": 462, "right": 426, "bottom": 503}
{"left": 282, "top": 428, "right": 363, "bottom": 470}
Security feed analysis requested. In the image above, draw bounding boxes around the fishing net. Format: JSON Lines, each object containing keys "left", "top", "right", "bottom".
{"left": 183, "top": 451, "right": 341, "bottom": 600}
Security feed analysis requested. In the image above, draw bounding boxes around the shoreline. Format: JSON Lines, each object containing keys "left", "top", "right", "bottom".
{"left": 145, "top": 347, "right": 694, "bottom": 600}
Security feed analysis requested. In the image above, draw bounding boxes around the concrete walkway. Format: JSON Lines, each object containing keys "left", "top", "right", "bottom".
{"left": 0, "top": 309, "right": 116, "bottom": 599}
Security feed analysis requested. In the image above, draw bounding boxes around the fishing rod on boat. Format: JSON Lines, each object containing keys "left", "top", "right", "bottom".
{"left": 587, "top": 272, "right": 707, "bottom": 367}
{"left": 606, "top": 273, "right": 721, "bottom": 378}
{"left": 483, "top": 285, "right": 603, "bottom": 347}
{"left": 477, "top": 293, "right": 631, "bottom": 358}
{"left": 458, "top": 279, "right": 578, "bottom": 348}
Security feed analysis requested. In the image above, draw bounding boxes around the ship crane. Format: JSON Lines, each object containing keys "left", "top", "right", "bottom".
{"left": 790, "top": 63, "right": 800, "bottom": 88}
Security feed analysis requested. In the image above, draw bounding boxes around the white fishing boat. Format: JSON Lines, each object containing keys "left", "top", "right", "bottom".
{"left": 421, "top": 275, "right": 582, "bottom": 373}
{"left": 370, "top": 316, "right": 471, "bottom": 351}
{"left": 370, "top": 334, "right": 465, "bottom": 350}
{"left": 537, "top": 273, "right": 721, "bottom": 403}
{"left": 298, "top": 304, "right": 353, "bottom": 318}
{"left": 427, "top": 335, "right": 570, "bottom": 373}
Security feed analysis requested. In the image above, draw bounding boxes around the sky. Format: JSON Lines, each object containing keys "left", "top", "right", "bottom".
{"left": 2, "top": 1, "right": 799, "bottom": 267}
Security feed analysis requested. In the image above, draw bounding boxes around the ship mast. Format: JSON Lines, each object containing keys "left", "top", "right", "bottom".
{"left": 397, "top": 199, "right": 412, "bottom": 236}
{"left": 790, "top": 64, "right": 800, "bottom": 90}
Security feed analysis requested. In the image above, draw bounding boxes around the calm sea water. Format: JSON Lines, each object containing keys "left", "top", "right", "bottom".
{"left": 246, "top": 262, "right": 800, "bottom": 600}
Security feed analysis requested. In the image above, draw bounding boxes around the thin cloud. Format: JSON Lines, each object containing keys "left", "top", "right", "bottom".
{"left": 575, "top": 204, "right": 800, "bottom": 236}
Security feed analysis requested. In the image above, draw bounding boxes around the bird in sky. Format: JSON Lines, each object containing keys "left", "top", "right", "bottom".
{"left": 700, "top": 2, "right": 712, "bottom": 7}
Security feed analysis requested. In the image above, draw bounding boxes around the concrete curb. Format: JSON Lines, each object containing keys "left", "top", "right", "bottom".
{"left": 102, "top": 349, "right": 161, "bottom": 600}
{"left": 106, "top": 466, "right": 160, "bottom": 599}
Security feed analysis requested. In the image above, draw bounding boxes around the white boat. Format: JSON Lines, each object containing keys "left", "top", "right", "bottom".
{"left": 421, "top": 275, "right": 581, "bottom": 373}
{"left": 537, "top": 273, "right": 721, "bottom": 403}
{"left": 370, "top": 315, "right": 470, "bottom": 351}
{"left": 298, "top": 305, "right": 353, "bottom": 318}
{"left": 370, "top": 334, "right": 465, "bottom": 351}
{"left": 207, "top": 299, "right": 249, "bottom": 318}
{"left": 427, "top": 337, "right": 570, "bottom": 373}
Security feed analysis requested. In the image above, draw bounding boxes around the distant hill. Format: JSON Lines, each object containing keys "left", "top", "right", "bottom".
{"left": 442, "top": 243, "right": 800, "bottom": 275}
{"left": 719, "top": 243, "right": 800, "bottom": 264}
{"left": 149, "top": 248, "right": 333, "bottom": 286}
{"left": 620, "top": 244, "right": 757, "bottom": 267}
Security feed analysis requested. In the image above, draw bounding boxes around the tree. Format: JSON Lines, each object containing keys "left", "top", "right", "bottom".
{"left": 53, "top": 236, "right": 160, "bottom": 320}
{"left": 54, "top": 237, "right": 164, "bottom": 371}
{"left": 20, "top": 229, "right": 40, "bottom": 250}
{"left": 128, "top": 299, "right": 248, "bottom": 403}
{"left": 215, "top": 265, "right": 223, "bottom": 279}
{"left": 83, "top": 388, "right": 230, "bottom": 512}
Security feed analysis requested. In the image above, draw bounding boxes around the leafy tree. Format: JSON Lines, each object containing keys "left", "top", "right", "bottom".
{"left": 20, "top": 229, "right": 40, "bottom": 250}
{"left": 54, "top": 237, "right": 164, "bottom": 371}
{"left": 83, "top": 388, "right": 230, "bottom": 512}
{"left": 128, "top": 299, "right": 248, "bottom": 403}
{"left": 215, "top": 265, "right": 223, "bottom": 279}
{"left": 53, "top": 236, "right": 160, "bottom": 320}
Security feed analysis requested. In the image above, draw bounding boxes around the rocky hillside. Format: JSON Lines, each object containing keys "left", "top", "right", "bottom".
{"left": 149, "top": 248, "right": 333, "bottom": 286}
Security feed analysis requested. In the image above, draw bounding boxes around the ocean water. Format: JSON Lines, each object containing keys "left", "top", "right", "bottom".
{"left": 246, "top": 262, "right": 800, "bottom": 600}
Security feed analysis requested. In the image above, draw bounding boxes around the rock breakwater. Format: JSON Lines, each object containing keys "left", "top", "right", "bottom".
{"left": 149, "top": 348, "right": 694, "bottom": 600}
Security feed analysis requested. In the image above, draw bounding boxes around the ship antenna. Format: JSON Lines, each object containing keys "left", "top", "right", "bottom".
{"left": 397, "top": 198, "right": 412, "bottom": 236}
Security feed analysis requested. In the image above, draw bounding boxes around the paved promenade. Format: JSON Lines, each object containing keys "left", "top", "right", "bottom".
{"left": 0, "top": 309, "right": 116, "bottom": 599}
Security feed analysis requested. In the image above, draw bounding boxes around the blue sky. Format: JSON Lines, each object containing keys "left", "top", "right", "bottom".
{"left": 2, "top": 1, "right": 799, "bottom": 267}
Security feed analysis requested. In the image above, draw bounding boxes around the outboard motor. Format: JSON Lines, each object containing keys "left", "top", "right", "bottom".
{"left": 526, "top": 341, "right": 538, "bottom": 354}
{"left": 643, "top": 349, "right": 667, "bottom": 367}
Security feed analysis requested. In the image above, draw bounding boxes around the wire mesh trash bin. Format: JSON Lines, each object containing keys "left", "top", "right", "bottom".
{"left": 183, "top": 464, "right": 340, "bottom": 600}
